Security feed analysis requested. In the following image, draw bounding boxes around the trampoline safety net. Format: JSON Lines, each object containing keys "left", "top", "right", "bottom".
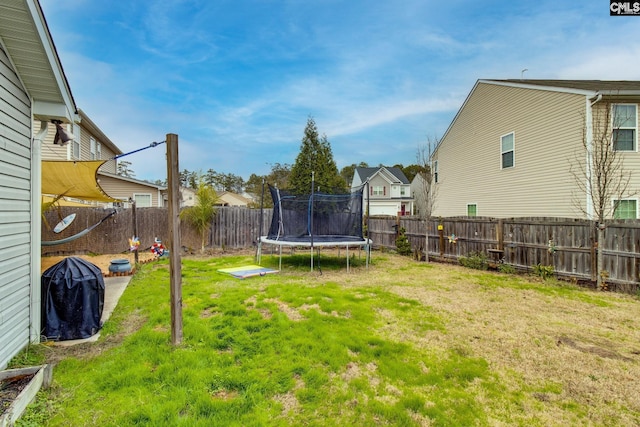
{"left": 267, "top": 184, "right": 365, "bottom": 243}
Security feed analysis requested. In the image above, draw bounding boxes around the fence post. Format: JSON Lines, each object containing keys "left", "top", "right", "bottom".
{"left": 438, "top": 222, "right": 444, "bottom": 257}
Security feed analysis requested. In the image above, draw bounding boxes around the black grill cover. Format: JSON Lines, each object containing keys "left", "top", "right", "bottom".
{"left": 41, "top": 257, "right": 105, "bottom": 341}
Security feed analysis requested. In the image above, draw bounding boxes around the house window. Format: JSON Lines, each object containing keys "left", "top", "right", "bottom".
{"left": 467, "top": 204, "right": 477, "bottom": 217}
{"left": 501, "top": 132, "right": 514, "bottom": 169}
{"left": 433, "top": 160, "right": 438, "bottom": 183}
{"left": 612, "top": 104, "right": 637, "bottom": 151}
{"left": 133, "top": 193, "right": 152, "bottom": 207}
{"left": 373, "top": 186, "right": 385, "bottom": 196}
{"left": 72, "top": 124, "right": 81, "bottom": 159}
{"left": 96, "top": 142, "right": 102, "bottom": 160}
{"left": 90, "top": 137, "right": 97, "bottom": 160}
{"left": 400, "top": 187, "right": 406, "bottom": 196}
{"left": 613, "top": 199, "right": 637, "bottom": 219}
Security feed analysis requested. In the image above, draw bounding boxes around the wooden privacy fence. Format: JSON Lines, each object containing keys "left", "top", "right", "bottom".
{"left": 367, "top": 215, "right": 639, "bottom": 293}
{"left": 41, "top": 208, "right": 640, "bottom": 292}
{"left": 41, "top": 206, "right": 272, "bottom": 256}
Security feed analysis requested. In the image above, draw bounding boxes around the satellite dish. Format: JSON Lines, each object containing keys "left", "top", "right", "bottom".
{"left": 53, "top": 213, "right": 76, "bottom": 233}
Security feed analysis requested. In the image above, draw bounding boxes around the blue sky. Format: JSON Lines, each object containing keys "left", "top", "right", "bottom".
{"left": 40, "top": 0, "right": 640, "bottom": 183}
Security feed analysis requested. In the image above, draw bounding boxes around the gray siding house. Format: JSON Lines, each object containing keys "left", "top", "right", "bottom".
{"left": 432, "top": 80, "right": 640, "bottom": 219}
{"left": 351, "top": 167, "right": 414, "bottom": 216}
{"left": 0, "top": 0, "right": 77, "bottom": 368}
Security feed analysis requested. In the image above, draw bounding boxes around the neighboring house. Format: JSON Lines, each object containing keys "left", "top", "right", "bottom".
{"left": 180, "top": 186, "right": 197, "bottom": 207}
{"left": 410, "top": 173, "right": 435, "bottom": 218}
{"left": 40, "top": 107, "right": 166, "bottom": 209}
{"left": 0, "top": 0, "right": 77, "bottom": 369}
{"left": 39, "top": 108, "right": 122, "bottom": 173}
{"left": 432, "top": 79, "right": 640, "bottom": 219}
{"left": 351, "top": 167, "right": 414, "bottom": 216}
{"left": 217, "top": 191, "right": 251, "bottom": 207}
{"left": 98, "top": 171, "right": 166, "bottom": 207}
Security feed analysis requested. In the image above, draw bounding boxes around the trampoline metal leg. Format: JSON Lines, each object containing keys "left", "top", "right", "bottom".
{"left": 347, "top": 245, "right": 349, "bottom": 272}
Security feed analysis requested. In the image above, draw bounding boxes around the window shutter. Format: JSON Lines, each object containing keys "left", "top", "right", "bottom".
{"left": 370, "top": 186, "right": 373, "bottom": 195}
{"left": 384, "top": 186, "right": 386, "bottom": 196}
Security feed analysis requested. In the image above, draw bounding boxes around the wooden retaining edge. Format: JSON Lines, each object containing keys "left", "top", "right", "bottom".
{"left": 0, "top": 365, "right": 51, "bottom": 427}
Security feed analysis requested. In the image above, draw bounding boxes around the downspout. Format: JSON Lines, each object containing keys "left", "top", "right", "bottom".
{"left": 30, "top": 120, "right": 48, "bottom": 342}
{"left": 585, "top": 92, "right": 602, "bottom": 220}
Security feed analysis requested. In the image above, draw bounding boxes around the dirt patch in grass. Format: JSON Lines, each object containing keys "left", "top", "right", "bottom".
{"left": 364, "top": 257, "right": 640, "bottom": 425}
{"left": 41, "top": 252, "right": 158, "bottom": 275}
{"left": 40, "top": 310, "right": 147, "bottom": 366}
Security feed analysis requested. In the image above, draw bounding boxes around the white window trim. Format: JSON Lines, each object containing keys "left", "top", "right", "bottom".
{"left": 612, "top": 197, "right": 638, "bottom": 219}
{"left": 133, "top": 193, "right": 153, "bottom": 207}
{"left": 500, "top": 132, "right": 515, "bottom": 169}
{"left": 612, "top": 103, "right": 638, "bottom": 152}
{"left": 90, "top": 137, "right": 97, "bottom": 160}
{"left": 433, "top": 160, "right": 439, "bottom": 183}
{"left": 467, "top": 203, "right": 478, "bottom": 217}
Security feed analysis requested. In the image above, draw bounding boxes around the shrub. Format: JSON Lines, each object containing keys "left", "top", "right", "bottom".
{"left": 395, "top": 227, "right": 412, "bottom": 256}
{"left": 532, "top": 264, "right": 554, "bottom": 280}
{"left": 498, "top": 263, "right": 517, "bottom": 274}
{"left": 459, "top": 251, "right": 488, "bottom": 270}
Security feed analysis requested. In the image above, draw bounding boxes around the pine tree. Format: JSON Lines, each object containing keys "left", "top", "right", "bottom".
{"left": 289, "top": 117, "right": 346, "bottom": 194}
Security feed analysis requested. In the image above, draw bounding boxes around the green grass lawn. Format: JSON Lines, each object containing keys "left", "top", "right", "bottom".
{"left": 14, "top": 252, "right": 640, "bottom": 426}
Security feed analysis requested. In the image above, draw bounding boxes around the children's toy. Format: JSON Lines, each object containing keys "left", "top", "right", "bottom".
{"left": 129, "top": 236, "right": 140, "bottom": 252}
{"left": 151, "top": 238, "right": 167, "bottom": 258}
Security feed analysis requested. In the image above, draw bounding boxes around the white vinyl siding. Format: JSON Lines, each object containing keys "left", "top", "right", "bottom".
{"left": 612, "top": 104, "right": 637, "bottom": 152}
{"left": 0, "top": 45, "right": 33, "bottom": 369}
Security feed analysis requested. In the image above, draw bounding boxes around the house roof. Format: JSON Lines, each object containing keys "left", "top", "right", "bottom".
{"left": 435, "top": 79, "right": 640, "bottom": 157}
{"left": 484, "top": 79, "right": 640, "bottom": 95}
{"left": 98, "top": 170, "right": 166, "bottom": 190}
{"left": 218, "top": 191, "right": 251, "bottom": 205}
{"left": 355, "top": 167, "right": 410, "bottom": 185}
{"left": 0, "top": 0, "right": 76, "bottom": 123}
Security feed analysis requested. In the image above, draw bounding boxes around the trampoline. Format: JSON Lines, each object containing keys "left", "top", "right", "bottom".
{"left": 257, "top": 181, "right": 371, "bottom": 271}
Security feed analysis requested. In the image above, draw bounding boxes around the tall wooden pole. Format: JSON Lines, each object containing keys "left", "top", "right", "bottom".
{"left": 166, "top": 133, "right": 183, "bottom": 345}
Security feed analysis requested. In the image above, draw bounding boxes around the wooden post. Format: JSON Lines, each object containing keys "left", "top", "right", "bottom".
{"left": 166, "top": 133, "right": 183, "bottom": 345}
{"left": 438, "top": 223, "right": 444, "bottom": 257}
{"left": 496, "top": 218, "right": 504, "bottom": 251}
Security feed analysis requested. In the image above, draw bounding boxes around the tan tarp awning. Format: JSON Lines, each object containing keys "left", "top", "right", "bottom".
{"left": 42, "top": 160, "right": 119, "bottom": 202}
{"left": 41, "top": 195, "right": 95, "bottom": 207}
